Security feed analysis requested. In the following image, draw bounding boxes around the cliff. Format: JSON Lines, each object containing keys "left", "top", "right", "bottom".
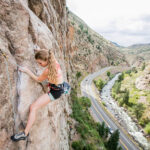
{"left": 0, "top": 0, "right": 71, "bottom": 150}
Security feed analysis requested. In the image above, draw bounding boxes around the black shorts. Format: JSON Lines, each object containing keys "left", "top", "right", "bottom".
{"left": 47, "top": 83, "right": 64, "bottom": 100}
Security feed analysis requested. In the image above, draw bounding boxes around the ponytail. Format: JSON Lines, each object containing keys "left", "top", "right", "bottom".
{"left": 47, "top": 51, "right": 59, "bottom": 85}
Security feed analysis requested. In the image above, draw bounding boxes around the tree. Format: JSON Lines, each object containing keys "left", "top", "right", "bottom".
{"left": 113, "top": 81, "right": 121, "bottom": 94}
{"left": 98, "top": 122, "right": 109, "bottom": 140}
{"left": 105, "top": 129, "right": 120, "bottom": 150}
{"left": 107, "top": 71, "right": 111, "bottom": 78}
{"left": 118, "top": 73, "right": 124, "bottom": 82}
{"left": 79, "top": 24, "right": 84, "bottom": 30}
{"left": 94, "top": 78, "right": 105, "bottom": 91}
{"left": 76, "top": 72, "right": 82, "bottom": 80}
{"left": 133, "top": 103, "right": 145, "bottom": 120}
{"left": 123, "top": 89, "right": 129, "bottom": 105}
{"left": 98, "top": 122, "right": 105, "bottom": 137}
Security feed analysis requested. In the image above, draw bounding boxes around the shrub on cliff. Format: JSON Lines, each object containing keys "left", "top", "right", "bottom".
{"left": 76, "top": 71, "right": 82, "bottom": 80}
{"left": 70, "top": 88, "right": 106, "bottom": 149}
{"left": 72, "top": 140, "right": 96, "bottom": 150}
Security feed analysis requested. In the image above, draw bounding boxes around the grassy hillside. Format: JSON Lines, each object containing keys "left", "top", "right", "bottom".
{"left": 119, "top": 43, "right": 150, "bottom": 66}
{"left": 128, "top": 43, "right": 150, "bottom": 60}
{"left": 112, "top": 65, "right": 150, "bottom": 137}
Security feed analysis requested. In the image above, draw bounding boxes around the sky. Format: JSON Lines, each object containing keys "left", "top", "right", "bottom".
{"left": 66, "top": 0, "right": 150, "bottom": 47}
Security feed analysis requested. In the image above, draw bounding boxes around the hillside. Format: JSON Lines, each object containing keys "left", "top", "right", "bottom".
{"left": 128, "top": 43, "right": 150, "bottom": 61}
{"left": 112, "top": 63, "right": 150, "bottom": 141}
{"left": 119, "top": 43, "right": 150, "bottom": 66}
{"left": 67, "top": 11, "right": 128, "bottom": 75}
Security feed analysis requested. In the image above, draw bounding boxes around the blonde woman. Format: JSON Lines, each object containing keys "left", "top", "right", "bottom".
{"left": 11, "top": 50, "right": 64, "bottom": 141}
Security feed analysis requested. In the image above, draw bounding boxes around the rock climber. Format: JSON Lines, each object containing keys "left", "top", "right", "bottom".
{"left": 11, "top": 49, "right": 64, "bottom": 141}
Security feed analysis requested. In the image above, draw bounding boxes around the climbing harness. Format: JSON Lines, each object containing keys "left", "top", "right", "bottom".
{"left": 48, "top": 82, "right": 71, "bottom": 95}
{"left": 0, "top": 49, "right": 16, "bottom": 125}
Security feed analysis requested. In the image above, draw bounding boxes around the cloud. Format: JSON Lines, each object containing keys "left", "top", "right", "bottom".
{"left": 67, "top": 0, "right": 150, "bottom": 46}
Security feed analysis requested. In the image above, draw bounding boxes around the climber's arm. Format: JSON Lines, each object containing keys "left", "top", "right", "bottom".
{"left": 19, "top": 67, "right": 48, "bottom": 82}
{"left": 36, "top": 69, "right": 49, "bottom": 82}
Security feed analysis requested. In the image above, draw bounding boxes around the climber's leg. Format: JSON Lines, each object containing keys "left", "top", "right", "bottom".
{"left": 10, "top": 93, "right": 51, "bottom": 141}
{"left": 24, "top": 93, "right": 51, "bottom": 136}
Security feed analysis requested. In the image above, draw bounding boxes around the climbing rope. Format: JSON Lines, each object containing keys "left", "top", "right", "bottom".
{"left": 0, "top": 49, "right": 16, "bottom": 126}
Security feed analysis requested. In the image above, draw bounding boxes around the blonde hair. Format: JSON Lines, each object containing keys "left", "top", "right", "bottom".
{"left": 35, "top": 49, "right": 59, "bottom": 84}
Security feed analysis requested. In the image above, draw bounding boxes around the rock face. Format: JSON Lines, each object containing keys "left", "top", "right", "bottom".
{"left": 135, "top": 64, "right": 150, "bottom": 91}
{"left": 0, "top": 0, "right": 71, "bottom": 150}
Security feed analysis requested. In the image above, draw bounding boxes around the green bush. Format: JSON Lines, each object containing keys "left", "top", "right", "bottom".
{"left": 72, "top": 140, "right": 84, "bottom": 150}
{"left": 71, "top": 88, "right": 106, "bottom": 149}
{"left": 94, "top": 78, "right": 105, "bottom": 91}
{"left": 79, "top": 97, "right": 91, "bottom": 108}
{"left": 118, "top": 98, "right": 124, "bottom": 106}
{"left": 125, "top": 70, "right": 132, "bottom": 75}
{"left": 133, "top": 103, "right": 145, "bottom": 120}
{"left": 118, "top": 73, "right": 124, "bottom": 82}
{"left": 76, "top": 72, "right": 82, "bottom": 79}
{"left": 77, "top": 29, "right": 81, "bottom": 35}
{"left": 139, "top": 117, "right": 150, "bottom": 127}
{"left": 109, "top": 74, "right": 115, "bottom": 80}
{"left": 113, "top": 81, "right": 121, "bottom": 94}
{"left": 84, "top": 29, "right": 88, "bottom": 34}
{"left": 144, "top": 123, "right": 150, "bottom": 135}
{"left": 72, "top": 140, "right": 96, "bottom": 150}
{"left": 96, "top": 45, "right": 101, "bottom": 51}
{"left": 107, "top": 71, "right": 111, "bottom": 77}
{"left": 79, "top": 24, "right": 84, "bottom": 30}
{"left": 87, "top": 35, "right": 94, "bottom": 44}
{"left": 122, "top": 89, "right": 129, "bottom": 105}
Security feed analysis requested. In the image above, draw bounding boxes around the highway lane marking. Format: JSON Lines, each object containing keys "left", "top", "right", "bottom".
{"left": 81, "top": 68, "right": 140, "bottom": 150}
{"left": 91, "top": 83, "right": 141, "bottom": 150}
{"left": 90, "top": 95, "right": 128, "bottom": 150}
{"left": 82, "top": 73, "right": 140, "bottom": 150}
{"left": 83, "top": 82, "right": 128, "bottom": 150}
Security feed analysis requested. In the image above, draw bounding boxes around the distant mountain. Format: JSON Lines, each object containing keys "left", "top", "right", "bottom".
{"left": 118, "top": 43, "right": 150, "bottom": 67}
{"left": 126, "top": 43, "right": 150, "bottom": 61}
{"left": 111, "top": 42, "right": 124, "bottom": 48}
{"left": 128, "top": 43, "right": 150, "bottom": 49}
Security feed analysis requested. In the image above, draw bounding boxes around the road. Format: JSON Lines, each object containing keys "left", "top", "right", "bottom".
{"left": 80, "top": 67, "right": 140, "bottom": 150}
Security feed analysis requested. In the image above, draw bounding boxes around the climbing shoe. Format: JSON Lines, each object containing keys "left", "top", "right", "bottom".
{"left": 10, "top": 131, "right": 29, "bottom": 142}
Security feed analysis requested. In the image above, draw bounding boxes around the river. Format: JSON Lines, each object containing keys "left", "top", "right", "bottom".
{"left": 100, "top": 73, "right": 150, "bottom": 150}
